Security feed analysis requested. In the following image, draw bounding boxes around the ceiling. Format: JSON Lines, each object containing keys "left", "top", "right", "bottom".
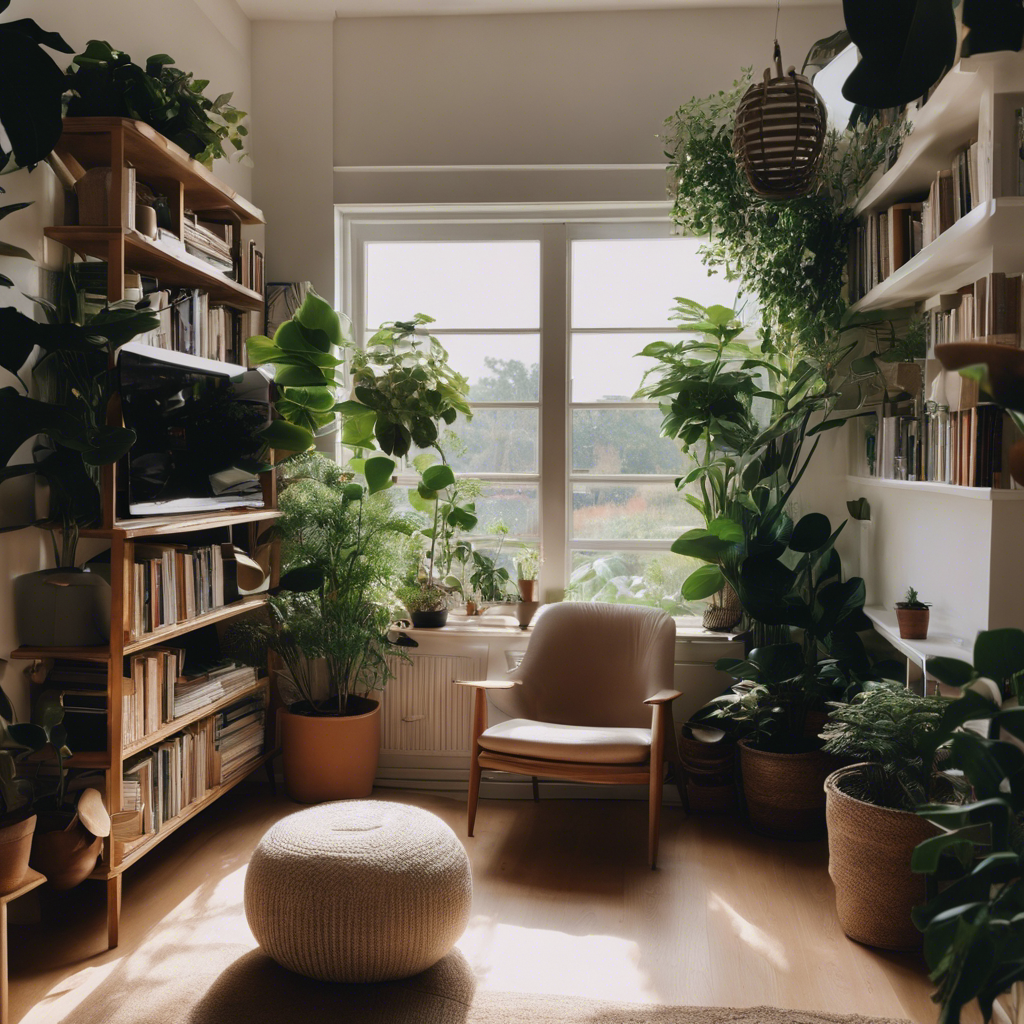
{"left": 237, "top": 0, "right": 840, "bottom": 21}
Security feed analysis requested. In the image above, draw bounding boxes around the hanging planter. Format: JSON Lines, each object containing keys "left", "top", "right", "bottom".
{"left": 733, "top": 43, "right": 827, "bottom": 200}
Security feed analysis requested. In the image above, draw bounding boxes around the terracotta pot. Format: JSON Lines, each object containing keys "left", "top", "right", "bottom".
{"left": 895, "top": 607, "right": 929, "bottom": 640}
{"left": 826, "top": 766, "right": 937, "bottom": 950}
{"left": 30, "top": 819, "right": 102, "bottom": 890}
{"left": 280, "top": 696, "right": 381, "bottom": 803}
{"left": 410, "top": 609, "right": 448, "bottom": 629}
{"left": 517, "top": 579, "right": 537, "bottom": 602}
{"left": 738, "top": 740, "right": 835, "bottom": 838}
{"left": 0, "top": 813, "right": 36, "bottom": 893}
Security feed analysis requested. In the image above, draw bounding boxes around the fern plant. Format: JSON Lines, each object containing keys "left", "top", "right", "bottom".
{"left": 822, "top": 685, "right": 962, "bottom": 810}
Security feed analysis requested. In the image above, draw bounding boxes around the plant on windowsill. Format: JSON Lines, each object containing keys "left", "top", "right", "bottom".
{"left": 820, "top": 685, "right": 973, "bottom": 951}
{"left": 895, "top": 587, "right": 930, "bottom": 640}
{"left": 515, "top": 544, "right": 541, "bottom": 602}
{"left": 230, "top": 453, "right": 414, "bottom": 802}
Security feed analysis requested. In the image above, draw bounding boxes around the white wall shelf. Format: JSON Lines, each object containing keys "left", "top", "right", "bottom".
{"left": 855, "top": 52, "right": 1024, "bottom": 216}
{"left": 846, "top": 475, "right": 1024, "bottom": 501}
{"left": 850, "top": 198, "right": 1024, "bottom": 312}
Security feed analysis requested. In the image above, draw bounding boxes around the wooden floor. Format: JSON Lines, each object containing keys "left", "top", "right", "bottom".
{"left": 7, "top": 779, "right": 956, "bottom": 1024}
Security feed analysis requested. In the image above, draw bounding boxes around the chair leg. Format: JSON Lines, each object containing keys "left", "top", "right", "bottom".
{"left": 648, "top": 762, "right": 664, "bottom": 869}
{"left": 467, "top": 752, "right": 482, "bottom": 837}
{"left": 531, "top": 776, "right": 540, "bottom": 802}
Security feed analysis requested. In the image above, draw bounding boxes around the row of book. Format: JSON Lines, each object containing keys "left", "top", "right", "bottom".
{"left": 121, "top": 693, "right": 266, "bottom": 838}
{"left": 131, "top": 542, "right": 230, "bottom": 640}
{"left": 122, "top": 650, "right": 258, "bottom": 747}
{"left": 849, "top": 140, "right": 989, "bottom": 302}
{"left": 182, "top": 212, "right": 234, "bottom": 275}
{"left": 925, "top": 272, "right": 1024, "bottom": 351}
{"left": 132, "top": 287, "right": 255, "bottom": 364}
{"left": 240, "top": 238, "right": 264, "bottom": 296}
{"left": 869, "top": 401, "right": 1005, "bottom": 488}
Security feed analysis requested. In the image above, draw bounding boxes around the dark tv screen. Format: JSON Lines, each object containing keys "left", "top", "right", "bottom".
{"left": 118, "top": 342, "right": 271, "bottom": 516}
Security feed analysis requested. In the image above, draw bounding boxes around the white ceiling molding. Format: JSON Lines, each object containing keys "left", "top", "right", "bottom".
{"left": 239, "top": 0, "right": 840, "bottom": 20}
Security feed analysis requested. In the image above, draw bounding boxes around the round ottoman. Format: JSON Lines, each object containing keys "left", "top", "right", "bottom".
{"left": 244, "top": 801, "right": 472, "bottom": 983}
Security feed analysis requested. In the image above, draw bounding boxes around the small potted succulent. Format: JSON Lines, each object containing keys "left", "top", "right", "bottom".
{"left": 399, "top": 580, "right": 453, "bottom": 629}
{"left": 895, "top": 587, "right": 930, "bottom": 640}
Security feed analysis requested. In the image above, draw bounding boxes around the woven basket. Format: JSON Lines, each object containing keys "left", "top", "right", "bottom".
{"left": 733, "top": 45, "right": 827, "bottom": 200}
{"left": 703, "top": 583, "right": 742, "bottom": 632}
{"left": 825, "top": 766, "right": 937, "bottom": 951}
{"left": 738, "top": 740, "right": 834, "bottom": 838}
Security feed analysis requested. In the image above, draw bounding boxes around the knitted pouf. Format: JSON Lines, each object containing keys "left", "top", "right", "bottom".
{"left": 244, "top": 801, "right": 473, "bottom": 983}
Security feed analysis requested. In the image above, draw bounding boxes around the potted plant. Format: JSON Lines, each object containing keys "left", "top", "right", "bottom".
{"left": 0, "top": 289, "right": 158, "bottom": 646}
{"left": 821, "top": 685, "right": 970, "bottom": 950}
{"left": 0, "top": 685, "right": 43, "bottom": 891}
{"left": 895, "top": 587, "right": 930, "bottom": 640}
{"left": 234, "top": 454, "right": 412, "bottom": 803}
{"left": 910, "top": 631, "right": 1024, "bottom": 1023}
{"left": 515, "top": 545, "right": 540, "bottom": 602}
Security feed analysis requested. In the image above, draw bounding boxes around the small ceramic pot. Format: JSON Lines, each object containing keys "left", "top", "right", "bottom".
{"left": 14, "top": 568, "right": 111, "bottom": 647}
{"left": 0, "top": 813, "right": 36, "bottom": 893}
{"left": 410, "top": 609, "right": 448, "bottom": 629}
{"left": 895, "top": 607, "right": 929, "bottom": 640}
{"left": 515, "top": 601, "right": 540, "bottom": 630}
{"left": 30, "top": 820, "right": 102, "bottom": 890}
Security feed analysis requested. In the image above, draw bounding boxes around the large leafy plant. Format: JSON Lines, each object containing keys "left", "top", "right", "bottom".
{"left": 340, "top": 315, "right": 472, "bottom": 459}
{"left": 65, "top": 41, "right": 249, "bottom": 167}
{"left": 908, "top": 630, "right": 1024, "bottom": 1024}
{"left": 234, "top": 454, "right": 412, "bottom": 716}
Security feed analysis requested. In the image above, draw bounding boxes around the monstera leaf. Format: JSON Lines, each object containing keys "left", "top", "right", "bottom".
{"left": 842, "top": 0, "right": 958, "bottom": 108}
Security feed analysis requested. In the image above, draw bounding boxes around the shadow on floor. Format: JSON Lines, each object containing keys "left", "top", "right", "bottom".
{"left": 187, "top": 948, "right": 476, "bottom": 1024}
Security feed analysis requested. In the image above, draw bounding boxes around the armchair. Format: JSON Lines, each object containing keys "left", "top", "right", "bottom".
{"left": 456, "top": 602, "right": 680, "bottom": 868}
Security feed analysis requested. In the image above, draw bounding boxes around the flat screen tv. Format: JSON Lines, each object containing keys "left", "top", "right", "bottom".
{"left": 118, "top": 341, "right": 272, "bottom": 516}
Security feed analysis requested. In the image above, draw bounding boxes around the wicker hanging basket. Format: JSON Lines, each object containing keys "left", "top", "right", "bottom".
{"left": 733, "top": 43, "right": 827, "bottom": 200}
{"left": 702, "top": 581, "right": 742, "bottom": 632}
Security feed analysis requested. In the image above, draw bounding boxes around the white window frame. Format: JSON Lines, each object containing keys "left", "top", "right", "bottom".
{"left": 336, "top": 202, "right": 680, "bottom": 602}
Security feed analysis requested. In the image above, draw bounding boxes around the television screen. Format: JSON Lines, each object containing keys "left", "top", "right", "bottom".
{"left": 118, "top": 342, "right": 272, "bottom": 516}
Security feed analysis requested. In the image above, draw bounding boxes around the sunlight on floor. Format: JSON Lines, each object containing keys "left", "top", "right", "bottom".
{"left": 707, "top": 894, "right": 789, "bottom": 972}
{"left": 458, "top": 915, "right": 649, "bottom": 1002}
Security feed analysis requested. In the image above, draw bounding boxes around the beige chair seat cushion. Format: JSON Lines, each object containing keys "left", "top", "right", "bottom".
{"left": 478, "top": 718, "right": 651, "bottom": 765}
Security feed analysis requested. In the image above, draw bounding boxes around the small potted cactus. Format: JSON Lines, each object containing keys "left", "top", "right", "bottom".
{"left": 895, "top": 587, "right": 930, "bottom": 640}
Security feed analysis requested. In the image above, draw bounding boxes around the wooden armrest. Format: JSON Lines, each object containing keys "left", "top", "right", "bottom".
{"left": 644, "top": 689, "right": 683, "bottom": 706}
{"left": 454, "top": 679, "right": 519, "bottom": 690}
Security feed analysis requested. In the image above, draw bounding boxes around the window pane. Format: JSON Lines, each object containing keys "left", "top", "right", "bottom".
{"left": 571, "top": 482, "right": 698, "bottom": 541}
{"left": 568, "top": 549, "right": 703, "bottom": 617}
{"left": 437, "top": 409, "right": 539, "bottom": 475}
{"left": 571, "top": 237, "right": 744, "bottom": 329}
{"left": 572, "top": 409, "right": 682, "bottom": 475}
{"left": 571, "top": 332, "right": 666, "bottom": 402}
{"left": 366, "top": 241, "right": 540, "bottom": 329}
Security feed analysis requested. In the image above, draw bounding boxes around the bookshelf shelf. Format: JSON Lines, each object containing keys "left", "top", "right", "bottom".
{"left": 850, "top": 198, "right": 1024, "bottom": 312}
{"left": 43, "top": 226, "right": 264, "bottom": 309}
{"left": 8, "top": 595, "right": 269, "bottom": 662}
{"left": 79, "top": 508, "right": 280, "bottom": 540}
{"left": 845, "top": 475, "right": 1024, "bottom": 501}
{"left": 56, "top": 118, "right": 263, "bottom": 224}
{"left": 109, "top": 749, "right": 279, "bottom": 875}
{"left": 121, "top": 677, "right": 269, "bottom": 759}
{"left": 854, "top": 52, "right": 1024, "bottom": 216}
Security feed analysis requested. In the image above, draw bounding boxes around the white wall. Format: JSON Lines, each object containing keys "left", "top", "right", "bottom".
{"left": 0, "top": 0, "right": 253, "bottom": 717}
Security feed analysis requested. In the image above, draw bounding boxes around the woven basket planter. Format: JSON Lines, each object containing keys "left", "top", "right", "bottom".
{"left": 738, "top": 740, "right": 834, "bottom": 838}
{"left": 825, "top": 766, "right": 937, "bottom": 951}
{"left": 703, "top": 583, "right": 742, "bottom": 632}
{"left": 733, "top": 48, "right": 827, "bottom": 200}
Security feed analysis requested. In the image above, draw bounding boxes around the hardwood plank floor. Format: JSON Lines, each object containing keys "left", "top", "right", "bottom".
{"left": 7, "top": 781, "right": 959, "bottom": 1024}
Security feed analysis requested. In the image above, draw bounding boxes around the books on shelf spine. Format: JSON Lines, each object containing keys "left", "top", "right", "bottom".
{"left": 130, "top": 543, "right": 227, "bottom": 641}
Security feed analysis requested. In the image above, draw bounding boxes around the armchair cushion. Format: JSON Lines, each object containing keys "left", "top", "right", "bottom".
{"left": 477, "top": 718, "right": 651, "bottom": 765}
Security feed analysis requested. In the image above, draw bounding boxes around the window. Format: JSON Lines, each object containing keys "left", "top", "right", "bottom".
{"left": 339, "top": 206, "right": 746, "bottom": 613}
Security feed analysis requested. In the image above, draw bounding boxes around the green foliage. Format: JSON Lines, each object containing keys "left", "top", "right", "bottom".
{"left": 897, "top": 586, "right": 930, "bottom": 610}
{"left": 663, "top": 74, "right": 906, "bottom": 367}
{"left": 397, "top": 580, "right": 450, "bottom": 614}
{"left": 344, "top": 315, "right": 472, "bottom": 459}
{"left": 0, "top": 288, "right": 158, "bottom": 561}
{"left": 515, "top": 545, "right": 540, "bottom": 581}
{"left": 468, "top": 524, "right": 514, "bottom": 602}
{"left": 846, "top": 497, "right": 871, "bottom": 521}
{"left": 65, "top": 41, "right": 249, "bottom": 167}
{"left": 566, "top": 553, "right": 692, "bottom": 616}
{"left": 822, "top": 685, "right": 964, "bottom": 810}
{"left": 231, "top": 454, "right": 413, "bottom": 715}
{"left": 0, "top": 9, "right": 73, "bottom": 172}
{"left": 246, "top": 289, "right": 348, "bottom": 456}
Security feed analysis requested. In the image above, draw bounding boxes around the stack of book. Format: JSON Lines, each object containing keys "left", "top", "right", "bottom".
{"left": 131, "top": 542, "right": 228, "bottom": 640}
{"left": 183, "top": 212, "right": 234, "bottom": 275}
{"left": 122, "top": 719, "right": 216, "bottom": 836}
{"left": 46, "top": 661, "right": 109, "bottom": 752}
{"left": 170, "top": 663, "right": 257, "bottom": 720}
{"left": 926, "top": 272, "right": 1023, "bottom": 352}
{"left": 239, "top": 239, "right": 264, "bottom": 296}
{"left": 215, "top": 692, "right": 266, "bottom": 783}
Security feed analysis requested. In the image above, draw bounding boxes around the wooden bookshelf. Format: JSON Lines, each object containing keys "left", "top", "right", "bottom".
{"left": 40, "top": 118, "right": 278, "bottom": 953}
{"left": 0, "top": 869, "right": 46, "bottom": 1023}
